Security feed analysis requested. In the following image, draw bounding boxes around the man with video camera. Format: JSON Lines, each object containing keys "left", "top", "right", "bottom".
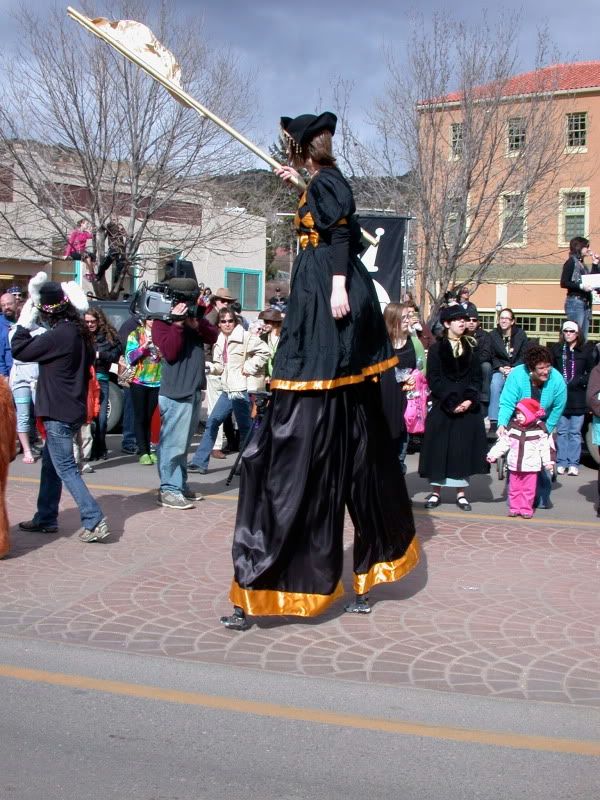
{"left": 152, "top": 278, "right": 218, "bottom": 509}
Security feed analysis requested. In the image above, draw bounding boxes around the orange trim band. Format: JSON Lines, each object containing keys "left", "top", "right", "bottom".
{"left": 229, "top": 580, "right": 345, "bottom": 617}
{"left": 353, "top": 537, "right": 420, "bottom": 596}
{"left": 270, "top": 355, "right": 398, "bottom": 392}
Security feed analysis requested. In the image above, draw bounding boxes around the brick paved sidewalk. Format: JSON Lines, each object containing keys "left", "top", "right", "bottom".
{"left": 1, "top": 477, "right": 599, "bottom": 708}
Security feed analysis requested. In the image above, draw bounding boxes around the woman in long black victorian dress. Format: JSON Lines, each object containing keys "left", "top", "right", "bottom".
{"left": 220, "top": 112, "right": 419, "bottom": 630}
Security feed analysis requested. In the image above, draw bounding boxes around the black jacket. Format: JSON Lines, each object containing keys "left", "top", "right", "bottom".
{"left": 551, "top": 341, "right": 597, "bottom": 416}
{"left": 489, "top": 326, "right": 529, "bottom": 372}
{"left": 92, "top": 331, "right": 122, "bottom": 374}
{"left": 11, "top": 320, "right": 94, "bottom": 425}
{"left": 560, "top": 255, "right": 600, "bottom": 305}
{"left": 472, "top": 328, "right": 491, "bottom": 363}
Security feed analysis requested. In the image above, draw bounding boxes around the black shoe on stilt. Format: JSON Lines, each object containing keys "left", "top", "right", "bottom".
{"left": 344, "top": 594, "right": 371, "bottom": 614}
{"left": 220, "top": 607, "right": 251, "bottom": 631}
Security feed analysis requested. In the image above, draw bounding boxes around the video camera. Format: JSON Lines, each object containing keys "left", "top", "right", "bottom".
{"left": 131, "top": 279, "right": 202, "bottom": 322}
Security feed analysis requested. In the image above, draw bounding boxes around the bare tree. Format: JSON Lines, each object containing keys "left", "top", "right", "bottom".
{"left": 0, "top": 0, "right": 256, "bottom": 297}
{"left": 336, "top": 12, "right": 584, "bottom": 319}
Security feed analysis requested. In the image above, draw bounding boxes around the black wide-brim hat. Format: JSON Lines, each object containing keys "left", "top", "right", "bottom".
{"left": 439, "top": 305, "right": 470, "bottom": 324}
{"left": 280, "top": 111, "right": 337, "bottom": 149}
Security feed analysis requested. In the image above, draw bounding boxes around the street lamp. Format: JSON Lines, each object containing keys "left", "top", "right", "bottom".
{"left": 495, "top": 301, "right": 502, "bottom": 321}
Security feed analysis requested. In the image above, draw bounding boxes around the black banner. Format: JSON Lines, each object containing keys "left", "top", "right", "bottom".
{"left": 357, "top": 215, "right": 408, "bottom": 307}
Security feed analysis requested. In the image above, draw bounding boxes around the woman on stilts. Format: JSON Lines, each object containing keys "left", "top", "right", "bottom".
{"left": 220, "top": 112, "right": 419, "bottom": 630}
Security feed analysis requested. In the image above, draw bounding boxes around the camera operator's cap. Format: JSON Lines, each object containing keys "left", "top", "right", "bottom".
{"left": 440, "top": 305, "right": 469, "bottom": 323}
{"left": 38, "top": 281, "right": 68, "bottom": 313}
{"left": 214, "top": 287, "right": 236, "bottom": 302}
{"left": 258, "top": 308, "right": 283, "bottom": 323}
{"left": 167, "top": 277, "right": 200, "bottom": 297}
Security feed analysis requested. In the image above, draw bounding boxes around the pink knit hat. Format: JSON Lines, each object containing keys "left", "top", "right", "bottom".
{"left": 516, "top": 398, "right": 545, "bottom": 426}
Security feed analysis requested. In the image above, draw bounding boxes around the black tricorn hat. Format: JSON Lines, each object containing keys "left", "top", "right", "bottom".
{"left": 439, "top": 305, "right": 470, "bottom": 324}
{"left": 280, "top": 111, "right": 337, "bottom": 149}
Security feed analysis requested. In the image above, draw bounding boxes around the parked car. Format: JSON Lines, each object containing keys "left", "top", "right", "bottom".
{"left": 89, "top": 299, "right": 136, "bottom": 432}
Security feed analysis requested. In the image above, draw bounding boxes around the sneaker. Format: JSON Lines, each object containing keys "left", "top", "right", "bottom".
{"left": 507, "top": 510, "right": 519, "bottom": 517}
{"left": 567, "top": 466, "right": 579, "bottom": 476}
{"left": 19, "top": 519, "right": 58, "bottom": 534}
{"left": 156, "top": 491, "right": 194, "bottom": 510}
{"left": 139, "top": 454, "right": 153, "bottom": 465}
{"left": 81, "top": 463, "right": 95, "bottom": 474}
{"left": 183, "top": 489, "right": 204, "bottom": 502}
{"left": 556, "top": 466, "right": 567, "bottom": 475}
{"left": 79, "top": 517, "right": 110, "bottom": 543}
{"left": 149, "top": 453, "right": 158, "bottom": 464}
{"left": 187, "top": 462, "right": 207, "bottom": 474}
{"left": 121, "top": 445, "right": 137, "bottom": 455}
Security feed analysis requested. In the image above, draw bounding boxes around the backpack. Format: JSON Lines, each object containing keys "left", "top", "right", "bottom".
{"left": 86, "top": 365, "right": 101, "bottom": 423}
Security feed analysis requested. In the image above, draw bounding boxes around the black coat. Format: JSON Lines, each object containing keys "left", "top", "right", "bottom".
{"left": 418, "top": 337, "right": 488, "bottom": 483}
{"left": 11, "top": 320, "right": 94, "bottom": 425}
{"left": 489, "top": 326, "right": 529, "bottom": 372}
{"left": 551, "top": 341, "right": 597, "bottom": 416}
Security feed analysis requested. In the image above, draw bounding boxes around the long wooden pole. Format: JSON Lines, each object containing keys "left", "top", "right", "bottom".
{"left": 66, "top": 7, "right": 378, "bottom": 246}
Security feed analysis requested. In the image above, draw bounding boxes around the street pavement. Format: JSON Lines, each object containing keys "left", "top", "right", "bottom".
{"left": 0, "top": 435, "right": 599, "bottom": 798}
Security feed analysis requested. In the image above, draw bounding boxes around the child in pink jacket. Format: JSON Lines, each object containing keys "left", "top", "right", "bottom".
{"left": 487, "top": 398, "right": 554, "bottom": 518}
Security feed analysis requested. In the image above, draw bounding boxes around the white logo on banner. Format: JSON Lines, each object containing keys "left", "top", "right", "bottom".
{"left": 359, "top": 226, "right": 390, "bottom": 311}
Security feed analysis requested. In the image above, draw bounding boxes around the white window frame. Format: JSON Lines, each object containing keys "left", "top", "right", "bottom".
{"left": 506, "top": 116, "right": 526, "bottom": 157}
{"left": 565, "top": 111, "right": 588, "bottom": 154}
{"left": 449, "top": 122, "right": 463, "bottom": 160}
{"left": 558, "top": 187, "right": 589, "bottom": 247}
{"left": 499, "top": 191, "right": 527, "bottom": 248}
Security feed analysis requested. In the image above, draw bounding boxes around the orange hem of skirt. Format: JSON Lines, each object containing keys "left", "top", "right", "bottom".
{"left": 229, "top": 580, "right": 345, "bottom": 617}
{"left": 353, "top": 537, "right": 420, "bottom": 596}
{"left": 269, "top": 355, "right": 398, "bottom": 392}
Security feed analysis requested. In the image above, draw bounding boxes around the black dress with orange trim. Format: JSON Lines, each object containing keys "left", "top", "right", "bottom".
{"left": 228, "top": 166, "right": 418, "bottom": 619}
{"left": 270, "top": 167, "right": 396, "bottom": 391}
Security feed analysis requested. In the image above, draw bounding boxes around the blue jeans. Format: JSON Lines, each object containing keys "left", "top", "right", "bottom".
{"left": 536, "top": 468, "right": 552, "bottom": 507}
{"left": 121, "top": 386, "right": 137, "bottom": 450}
{"left": 556, "top": 414, "right": 584, "bottom": 467}
{"left": 488, "top": 371, "right": 506, "bottom": 421}
{"left": 158, "top": 391, "right": 202, "bottom": 495}
{"left": 565, "top": 296, "right": 591, "bottom": 341}
{"left": 34, "top": 419, "right": 104, "bottom": 529}
{"left": 190, "top": 392, "right": 252, "bottom": 470}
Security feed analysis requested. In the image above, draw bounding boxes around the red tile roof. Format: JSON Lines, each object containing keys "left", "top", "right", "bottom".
{"left": 438, "top": 61, "right": 600, "bottom": 104}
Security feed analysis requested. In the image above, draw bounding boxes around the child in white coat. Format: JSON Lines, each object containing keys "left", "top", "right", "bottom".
{"left": 487, "top": 398, "right": 554, "bottom": 518}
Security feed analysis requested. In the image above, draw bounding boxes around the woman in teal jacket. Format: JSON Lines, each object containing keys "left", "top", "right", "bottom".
{"left": 497, "top": 345, "right": 567, "bottom": 508}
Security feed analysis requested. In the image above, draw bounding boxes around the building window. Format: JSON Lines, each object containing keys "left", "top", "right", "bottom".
{"left": 450, "top": 122, "right": 463, "bottom": 158}
{"left": 559, "top": 190, "right": 588, "bottom": 245}
{"left": 446, "top": 197, "right": 467, "bottom": 246}
{"left": 507, "top": 117, "right": 526, "bottom": 153}
{"left": 566, "top": 112, "right": 587, "bottom": 150}
{"left": 500, "top": 193, "right": 526, "bottom": 246}
{"left": 225, "top": 268, "right": 262, "bottom": 311}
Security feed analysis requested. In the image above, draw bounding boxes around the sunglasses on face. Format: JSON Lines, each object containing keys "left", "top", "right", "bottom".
{"left": 220, "top": 319, "right": 235, "bottom": 324}
{"left": 563, "top": 328, "right": 577, "bottom": 333}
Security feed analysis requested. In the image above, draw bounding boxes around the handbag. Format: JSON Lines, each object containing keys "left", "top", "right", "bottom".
{"left": 117, "top": 355, "right": 135, "bottom": 388}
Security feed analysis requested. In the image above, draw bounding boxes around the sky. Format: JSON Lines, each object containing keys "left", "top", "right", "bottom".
{"left": 3, "top": 0, "right": 600, "bottom": 165}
